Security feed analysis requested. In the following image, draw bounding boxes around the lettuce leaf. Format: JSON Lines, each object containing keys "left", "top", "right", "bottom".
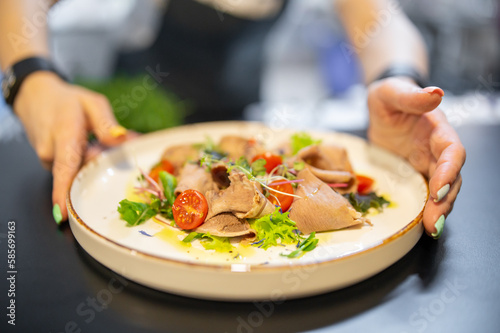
{"left": 182, "top": 232, "right": 234, "bottom": 252}
{"left": 159, "top": 171, "right": 177, "bottom": 205}
{"left": 117, "top": 199, "right": 158, "bottom": 226}
{"left": 250, "top": 158, "right": 267, "bottom": 177}
{"left": 249, "top": 207, "right": 304, "bottom": 250}
{"left": 291, "top": 132, "right": 321, "bottom": 155}
{"left": 182, "top": 209, "right": 320, "bottom": 257}
{"left": 117, "top": 183, "right": 175, "bottom": 226}
{"left": 227, "top": 156, "right": 266, "bottom": 178}
{"left": 200, "top": 234, "right": 233, "bottom": 252}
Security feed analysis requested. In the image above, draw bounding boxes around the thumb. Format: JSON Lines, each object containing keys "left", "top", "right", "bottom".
{"left": 376, "top": 77, "right": 445, "bottom": 115}
{"left": 78, "top": 90, "right": 128, "bottom": 146}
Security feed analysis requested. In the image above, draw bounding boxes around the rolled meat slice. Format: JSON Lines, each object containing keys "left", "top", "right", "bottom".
{"left": 289, "top": 168, "right": 366, "bottom": 234}
{"left": 218, "top": 135, "right": 264, "bottom": 162}
{"left": 296, "top": 144, "right": 357, "bottom": 194}
{"left": 195, "top": 213, "right": 256, "bottom": 238}
{"left": 210, "top": 163, "right": 231, "bottom": 189}
{"left": 205, "top": 170, "right": 274, "bottom": 220}
{"left": 161, "top": 144, "right": 201, "bottom": 173}
{"left": 174, "top": 163, "right": 219, "bottom": 196}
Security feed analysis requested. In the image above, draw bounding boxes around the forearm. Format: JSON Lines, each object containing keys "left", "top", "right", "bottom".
{"left": 0, "top": 0, "right": 55, "bottom": 70}
{"left": 335, "top": 0, "right": 428, "bottom": 83}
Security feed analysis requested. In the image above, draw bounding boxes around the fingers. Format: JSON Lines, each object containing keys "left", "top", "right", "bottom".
{"left": 428, "top": 119, "right": 466, "bottom": 202}
{"left": 414, "top": 111, "right": 465, "bottom": 238}
{"left": 52, "top": 118, "right": 88, "bottom": 223}
{"left": 423, "top": 140, "right": 465, "bottom": 239}
{"left": 77, "top": 89, "right": 128, "bottom": 146}
{"left": 428, "top": 143, "right": 465, "bottom": 199}
{"left": 14, "top": 74, "right": 130, "bottom": 225}
{"left": 52, "top": 91, "right": 137, "bottom": 223}
{"left": 369, "top": 78, "right": 465, "bottom": 239}
{"left": 376, "top": 77, "right": 444, "bottom": 115}
{"left": 422, "top": 174, "right": 463, "bottom": 238}
{"left": 34, "top": 137, "right": 55, "bottom": 171}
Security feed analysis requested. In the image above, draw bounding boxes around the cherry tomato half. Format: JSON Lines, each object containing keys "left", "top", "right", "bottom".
{"left": 356, "top": 175, "right": 374, "bottom": 195}
{"left": 149, "top": 159, "right": 175, "bottom": 183}
{"left": 267, "top": 181, "right": 294, "bottom": 212}
{"left": 172, "top": 189, "right": 208, "bottom": 230}
{"left": 252, "top": 152, "right": 283, "bottom": 174}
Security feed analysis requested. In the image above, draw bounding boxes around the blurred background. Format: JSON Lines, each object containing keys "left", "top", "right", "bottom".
{"left": 1, "top": 0, "right": 500, "bottom": 137}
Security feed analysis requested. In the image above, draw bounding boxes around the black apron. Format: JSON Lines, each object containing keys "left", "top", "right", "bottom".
{"left": 117, "top": 0, "right": 286, "bottom": 123}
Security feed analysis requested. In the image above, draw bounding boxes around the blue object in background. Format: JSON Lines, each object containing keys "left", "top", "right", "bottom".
{"left": 0, "top": 73, "right": 6, "bottom": 118}
{"left": 319, "top": 37, "right": 362, "bottom": 96}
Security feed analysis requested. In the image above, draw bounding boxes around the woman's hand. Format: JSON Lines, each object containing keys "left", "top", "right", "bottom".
{"left": 367, "top": 77, "right": 466, "bottom": 239}
{"left": 13, "top": 71, "right": 134, "bottom": 223}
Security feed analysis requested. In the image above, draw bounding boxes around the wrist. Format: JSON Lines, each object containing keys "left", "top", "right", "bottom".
{"left": 13, "top": 71, "right": 65, "bottom": 112}
{"left": 2, "top": 57, "right": 67, "bottom": 108}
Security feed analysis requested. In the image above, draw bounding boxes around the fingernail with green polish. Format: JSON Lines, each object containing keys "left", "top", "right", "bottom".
{"left": 53, "top": 204, "right": 63, "bottom": 225}
{"left": 431, "top": 215, "right": 445, "bottom": 239}
{"left": 434, "top": 184, "right": 450, "bottom": 202}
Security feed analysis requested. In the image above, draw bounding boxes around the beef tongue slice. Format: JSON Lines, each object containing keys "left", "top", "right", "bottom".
{"left": 161, "top": 144, "right": 201, "bottom": 173}
{"left": 296, "top": 144, "right": 357, "bottom": 193}
{"left": 289, "top": 168, "right": 365, "bottom": 234}
{"left": 174, "top": 163, "right": 219, "bottom": 196}
{"left": 210, "top": 163, "right": 231, "bottom": 188}
{"left": 218, "top": 135, "right": 264, "bottom": 162}
{"left": 206, "top": 170, "right": 274, "bottom": 220}
{"left": 195, "top": 213, "right": 256, "bottom": 238}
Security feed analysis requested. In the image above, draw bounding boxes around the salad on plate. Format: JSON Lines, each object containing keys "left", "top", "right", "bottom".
{"left": 117, "top": 132, "right": 390, "bottom": 259}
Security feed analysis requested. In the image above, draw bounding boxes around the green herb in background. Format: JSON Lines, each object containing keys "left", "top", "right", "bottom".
{"left": 76, "top": 75, "right": 188, "bottom": 133}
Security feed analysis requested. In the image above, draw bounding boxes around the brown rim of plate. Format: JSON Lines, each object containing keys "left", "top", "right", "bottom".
{"left": 66, "top": 121, "right": 429, "bottom": 273}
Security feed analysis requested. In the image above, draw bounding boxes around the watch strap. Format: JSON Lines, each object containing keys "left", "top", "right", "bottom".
{"left": 1, "top": 57, "right": 66, "bottom": 106}
{"left": 374, "top": 65, "right": 429, "bottom": 88}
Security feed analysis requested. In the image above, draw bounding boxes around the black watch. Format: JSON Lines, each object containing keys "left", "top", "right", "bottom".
{"left": 374, "top": 64, "right": 429, "bottom": 88}
{"left": 1, "top": 57, "right": 66, "bottom": 107}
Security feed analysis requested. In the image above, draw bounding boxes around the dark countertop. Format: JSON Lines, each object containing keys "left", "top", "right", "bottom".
{"left": 1, "top": 124, "right": 499, "bottom": 333}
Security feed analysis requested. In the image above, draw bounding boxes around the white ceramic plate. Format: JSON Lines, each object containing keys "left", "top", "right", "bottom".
{"left": 68, "top": 121, "right": 428, "bottom": 301}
